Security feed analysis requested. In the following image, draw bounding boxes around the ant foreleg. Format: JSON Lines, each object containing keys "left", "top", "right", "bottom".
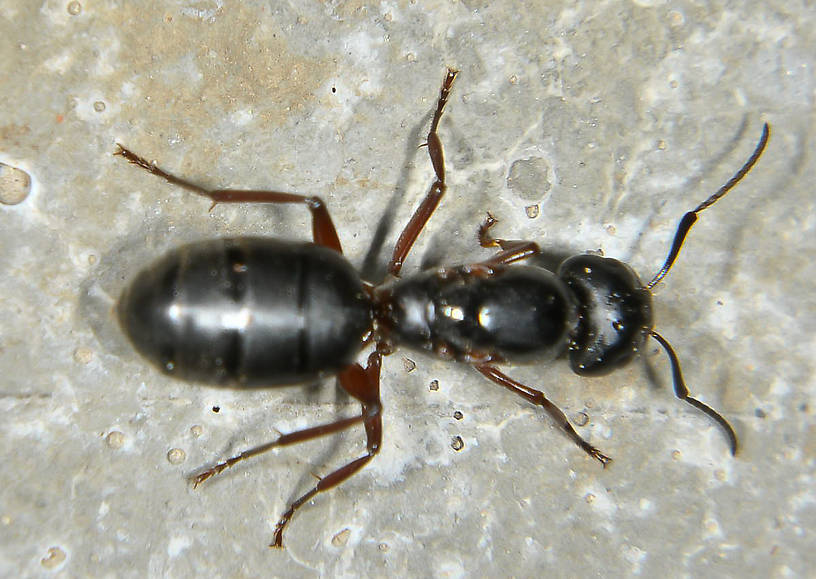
{"left": 475, "top": 364, "right": 612, "bottom": 467}
{"left": 476, "top": 212, "right": 541, "bottom": 266}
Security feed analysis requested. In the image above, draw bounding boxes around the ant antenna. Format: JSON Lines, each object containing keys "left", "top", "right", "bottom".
{"left": 649, "top": 330, "right": 739, "bottom": 455}
{"left": 643, "top": 123, "right": 770, "bottom": 456}
{"left": 646, "top": 123, "right": 770, "bottom": 290}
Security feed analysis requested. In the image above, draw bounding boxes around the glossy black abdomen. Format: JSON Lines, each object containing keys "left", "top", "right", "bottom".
{"left": 118, "top": 237, "right": 372, "bottom": 387}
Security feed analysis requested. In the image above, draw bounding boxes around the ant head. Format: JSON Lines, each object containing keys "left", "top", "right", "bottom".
{"left": 558, "top": 254, "right": 653, "bottom": 376}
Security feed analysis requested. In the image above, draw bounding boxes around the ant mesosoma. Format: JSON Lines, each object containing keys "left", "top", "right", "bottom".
{"left": 115, "top": 68, "right": 769, "bottom": 547}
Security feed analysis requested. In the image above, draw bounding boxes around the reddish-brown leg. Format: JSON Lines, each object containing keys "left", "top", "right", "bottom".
{"left": 474, "top": 364, "right": 612, "bottom": 467}
{"left": 188, "top": 351, "right": 382, "bottom": 549}
{"left": 476, "top": 212, "right": 541, "bottom": 267}
{"left": 271, "top": 350, "right": 383, "bottom": 548}
{"left": 389, "top": 68, "right": 458, "bottom": 277}
{"left": 114, "top": 145, "right": 343, "bottom": 253}
{"left": 190, "top": 415, "right": 365, "bottom": 488}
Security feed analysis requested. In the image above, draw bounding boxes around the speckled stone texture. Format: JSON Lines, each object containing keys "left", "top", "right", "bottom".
{"left": 0, "top": 1, "right": 813, "bottom": 577}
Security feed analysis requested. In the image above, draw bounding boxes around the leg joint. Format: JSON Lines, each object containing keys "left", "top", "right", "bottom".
{"left": 306, "top": 196, "right": 326, "bottom": 209}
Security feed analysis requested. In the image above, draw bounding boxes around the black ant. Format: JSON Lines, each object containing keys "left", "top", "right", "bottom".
{"left": 115, "top": 68, "right": 769, "bottom": 547}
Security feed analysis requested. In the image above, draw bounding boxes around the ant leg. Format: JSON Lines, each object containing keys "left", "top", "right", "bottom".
{"left": 649, "top": 330, "right": 738, "bottom": 455}
{"left": 190, "top": 415, "right": 364, "bottom": 488}
{"left": 476, "top": 212, "right": 541, "bottom": 266}
{"left": 475, "top": 363, "right": 612, "bottom": 467}
{"left": 389, "top": 68, "right": 458, "bottom": 277}
{"left": 114, "top": 145, "right": 343, "bottom": 252}
{"left": 271, "top": 351, "right": 383, "bottom": 548}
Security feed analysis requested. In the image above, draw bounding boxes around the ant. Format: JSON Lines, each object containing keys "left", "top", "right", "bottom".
{"left": 115, "top": 68, "right": 769, "bottom": 547}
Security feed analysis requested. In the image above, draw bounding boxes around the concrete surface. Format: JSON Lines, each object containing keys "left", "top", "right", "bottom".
{"left": 0, "top": 1, "right": 813, "bottom": 577}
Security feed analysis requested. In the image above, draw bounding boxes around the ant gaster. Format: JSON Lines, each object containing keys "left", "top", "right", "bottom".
{"left": 115, "top": 69, "right": 769, "bottom": 547}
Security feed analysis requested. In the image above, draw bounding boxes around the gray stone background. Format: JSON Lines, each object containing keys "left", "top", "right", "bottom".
{"left": 0, "top": 1, "right": 813, "bottom": 577}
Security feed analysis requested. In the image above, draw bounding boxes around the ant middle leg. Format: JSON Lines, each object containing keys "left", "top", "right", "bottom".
{"left": 114, "top": 145, "right": 343, "bottom": 252}
{"left": 189, "top": 351, "right": 383, "bottom": 548}
{"left": 270, "top": 350, "right": 383, "bottom": 548}
{"left": 191, "top": 352, "right": 382, "bottom": 548}
{"left": 474, "top": 363, "right": 612, "bottom": 467}
{"left": 389, "top": 68, "right": 458, "bottom": 277}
